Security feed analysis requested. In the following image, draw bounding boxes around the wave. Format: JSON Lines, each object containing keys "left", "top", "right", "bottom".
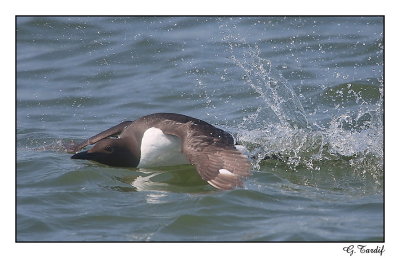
{"left": 219, "top": 38, "right": 383, "bottom": 190}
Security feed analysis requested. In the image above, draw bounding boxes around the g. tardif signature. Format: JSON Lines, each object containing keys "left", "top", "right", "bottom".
{"left": 343, "top": 245, "right": 385, "bottom": 256}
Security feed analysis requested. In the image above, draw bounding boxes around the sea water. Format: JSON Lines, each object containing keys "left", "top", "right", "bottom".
{"left": 16, "top": 16, "right": 383, "bottom": 241}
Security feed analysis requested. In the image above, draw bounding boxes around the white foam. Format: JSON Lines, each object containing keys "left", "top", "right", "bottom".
{"left": 235, "top": 144, "right": 250, "bottom": 157}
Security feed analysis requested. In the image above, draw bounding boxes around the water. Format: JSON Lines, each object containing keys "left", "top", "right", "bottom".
{"left": 16, "top": 16, "right": 383, "bottom": 241}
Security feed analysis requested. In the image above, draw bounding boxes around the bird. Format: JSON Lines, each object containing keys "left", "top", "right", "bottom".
{"left": 69, "top": 113, "right": 251, "bottom": 190}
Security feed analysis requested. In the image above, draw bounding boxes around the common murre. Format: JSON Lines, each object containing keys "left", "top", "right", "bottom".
{"left": 69, "top": 113, "right": 251, "bottom": 190}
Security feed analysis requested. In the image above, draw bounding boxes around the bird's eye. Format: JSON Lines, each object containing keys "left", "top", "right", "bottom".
{"left": 105, "top": 146, "right": 113, "bottom": 152}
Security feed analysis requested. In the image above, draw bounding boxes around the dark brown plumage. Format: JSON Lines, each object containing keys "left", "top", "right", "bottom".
{"left": 70, "top": 113, "right": 251, "bottom": 190}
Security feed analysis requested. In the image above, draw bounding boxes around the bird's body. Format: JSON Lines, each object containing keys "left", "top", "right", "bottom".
{"left": 70, "top": 113, "right": 251, "bottom": 190}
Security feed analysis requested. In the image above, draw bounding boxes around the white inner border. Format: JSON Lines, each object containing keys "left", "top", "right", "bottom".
{"left": 7, "top": 2, "right": 395, "bottom": 258}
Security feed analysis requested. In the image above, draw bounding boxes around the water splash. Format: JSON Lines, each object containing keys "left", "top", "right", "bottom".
{"left": 227, "top": 39, "right": 309, "bottom": 129}
{"left": 223, "top": 37, "right": 383, "bottom": 190}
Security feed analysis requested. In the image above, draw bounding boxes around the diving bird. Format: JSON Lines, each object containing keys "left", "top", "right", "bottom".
{"left": 69, "top": 113, "right": 251, "bottom": 190}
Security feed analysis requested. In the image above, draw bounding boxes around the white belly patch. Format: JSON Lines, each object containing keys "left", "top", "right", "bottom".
{"left": 137, "top": 127, "right": 190, "bottom": 168}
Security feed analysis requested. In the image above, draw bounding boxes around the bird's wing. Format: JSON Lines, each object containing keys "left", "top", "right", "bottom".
{"left": 163, "top": 122, "right": 251, "bottom": 190}
{"left": 67, "top": 121, "right": 133, "bottom": 153}
{"left": 183, "top": 135, "right": 251, "bottom": 190}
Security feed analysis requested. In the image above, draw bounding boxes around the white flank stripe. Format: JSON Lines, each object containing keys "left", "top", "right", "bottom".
{"left": 219, "top": 169, "right": 234, "bottom": 176}
{"left": 207, "top": 180, "right": 219, "bottom": 189}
